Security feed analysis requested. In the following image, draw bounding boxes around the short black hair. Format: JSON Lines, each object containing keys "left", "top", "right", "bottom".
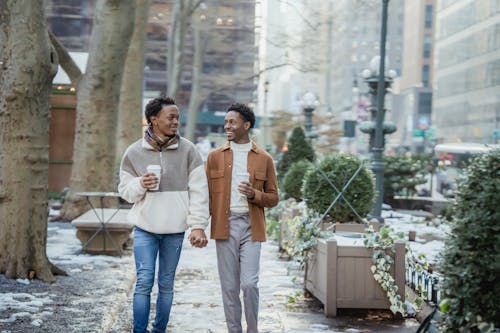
{"left": 144, "top": 97, "right": 176, "bottom": 125}
{"left": 227, "top": 103, "right": 255, "bottom": 128}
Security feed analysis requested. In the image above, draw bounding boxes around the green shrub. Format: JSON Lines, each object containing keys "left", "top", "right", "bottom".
{"left": 383, "top": 155, "right": 428, "bottom": 200}
{"left": 277, "top": 126, "right": 315, "bottom": 181}
{"left": 439, "top": 149, "right": 500, "bottom": 331}
{"left": 282, "top": 159, "right": 313, "bottom": 201}
{"left": 302, "top": 154, "right": 375, "bottom": 223}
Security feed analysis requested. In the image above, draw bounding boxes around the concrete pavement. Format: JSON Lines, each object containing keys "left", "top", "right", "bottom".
{"left": 108, "top": 234, "right": 419, "bottom": 333}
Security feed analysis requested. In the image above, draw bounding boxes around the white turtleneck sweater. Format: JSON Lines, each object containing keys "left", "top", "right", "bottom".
{"left": 229, "top": 141, "right": 252, "bottom": 213}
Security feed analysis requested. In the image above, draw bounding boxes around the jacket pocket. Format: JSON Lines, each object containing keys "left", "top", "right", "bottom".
{"left": 209, "top": 170, "right": 225, "bottom": 192}
{"left": 254, "top": 171, "right": 267, "bottom": 190}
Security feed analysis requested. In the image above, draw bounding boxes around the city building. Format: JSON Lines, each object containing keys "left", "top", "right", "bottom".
{"left": 392, "top": 0, "right": 436, "bottom": 154}
{"left": 432, "top": 0, "right": 500, "bottom": 144}
{"left": 257, "top": 0, "right": 331, "bottom": 153}
{"left": 329, "top": 0, "right": 404, "bottom": 154}
{"left": 258, "top": 0, "right": 405, "bottom": 155}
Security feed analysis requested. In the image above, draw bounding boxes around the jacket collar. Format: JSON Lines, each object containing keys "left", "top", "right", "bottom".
{"left": 221, "top": 141, "right": 259, "bottom": 153}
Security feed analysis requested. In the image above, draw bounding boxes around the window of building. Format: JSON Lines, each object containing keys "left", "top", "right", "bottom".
{"left": 423, "top": 35, "right": 432, "bottom": 58}
{"left": 425, "top": 5, "right": 433, "bottom": 28}
{"left": 422, "top": 65, "right": 430, "bottom": 87}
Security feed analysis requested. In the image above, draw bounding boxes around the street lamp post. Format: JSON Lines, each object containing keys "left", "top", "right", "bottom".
{"left": 359, "top": 0, "right": 397, "bottom": 223}
{"left": 261, "top": 80, "right": 272, "bottom": 152}
{"left": 301, "top": 92, "right": 319, "bottom": 139}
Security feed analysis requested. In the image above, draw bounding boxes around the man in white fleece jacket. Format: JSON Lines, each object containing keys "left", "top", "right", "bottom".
{"left": 118, "top": 97, "right": 209, "bottom": 333}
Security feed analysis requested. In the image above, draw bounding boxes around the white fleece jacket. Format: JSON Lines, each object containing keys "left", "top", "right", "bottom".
{"left": 118, "top": 137, "right": 209, "bottom": 234}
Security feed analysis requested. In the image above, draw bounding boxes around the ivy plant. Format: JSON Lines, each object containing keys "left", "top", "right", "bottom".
{"left": 281, "top": 214, "right": 321, "bottom": 269}
{"left": 363, "top": 225, "right": 431, "bottom": 316}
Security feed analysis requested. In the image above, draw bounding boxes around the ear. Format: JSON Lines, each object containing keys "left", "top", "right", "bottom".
{"left": 244, "top": 121, "right": 251, "bottom": 131}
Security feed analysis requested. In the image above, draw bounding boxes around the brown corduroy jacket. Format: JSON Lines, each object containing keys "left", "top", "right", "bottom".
{"left": 206, "top": 141, "right": 279, "bottom": 241}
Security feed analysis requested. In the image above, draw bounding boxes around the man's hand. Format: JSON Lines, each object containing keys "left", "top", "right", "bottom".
{"left": 188, "top": 229, "right": 208, "bottom": 248}
{"left": 238, "top": 181, "right": 255, "bottom": 199}
{"left": 140, "top": 172, "right": 159, "bottom": 190}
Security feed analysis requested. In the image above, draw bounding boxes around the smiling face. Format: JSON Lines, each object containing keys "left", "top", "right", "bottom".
{"left": 150, "top": 105, "right": 179, "bottom": 137}
{"left": 224, "top": 111, "right": 250, "bottom": 144}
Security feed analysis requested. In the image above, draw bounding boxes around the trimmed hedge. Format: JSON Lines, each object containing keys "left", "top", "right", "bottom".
{"left": 383, "top": 155, "right": 428, "bottom": 200}
{"left": 282, "top": 159, "right": 313, "bottom": 201}
{"left": 302, "top": 154, "right": 375, "bottom": 222}
{"left": 277, "top": 126, "right": 315, "bottom": 181}
{"left": 440, "top": 149, "right": 500, "bottom": 331}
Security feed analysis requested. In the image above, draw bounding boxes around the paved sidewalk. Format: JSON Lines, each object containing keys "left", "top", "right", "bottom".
{"left": 109, "top": 235, "right": 419, "bottom": 333}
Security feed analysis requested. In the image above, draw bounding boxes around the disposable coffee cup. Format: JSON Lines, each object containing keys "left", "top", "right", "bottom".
{"left": 146, "top": 165, "right": 161, "bottom": 191}
{"left": 236, "top": 171, "right": 250, "bottom": 200}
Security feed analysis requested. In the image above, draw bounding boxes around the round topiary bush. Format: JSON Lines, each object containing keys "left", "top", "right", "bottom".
{"left": 439, "top": 149, "right": 500, "bottom": 332}
{"left": 302, "top": 154, "right": 375, "bottom": 222}
{"left": 282, "top": 159, "right": 313, "bottom": 201}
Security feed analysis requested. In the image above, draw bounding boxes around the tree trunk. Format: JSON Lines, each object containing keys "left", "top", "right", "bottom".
{"left": 59, "top": 0, "right": 135, "bottom": 221}
{"left": 167, "top": 1, "right": 187, "bottom": 100}
{"left": 116, "top": 0, "right": 152, "bottom": 181}
{"left": 185, "top": 27, "right": 208, "bottom": 142}
{"left": 0, "top": 0, "right": 61, "bottom": 282}
{"left": 167, "top": 0, "right": 201, "bottom": 100}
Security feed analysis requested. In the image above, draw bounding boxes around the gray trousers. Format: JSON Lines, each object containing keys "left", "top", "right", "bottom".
{"left": 216, "top": 212, "right": 261, "bottom": 333}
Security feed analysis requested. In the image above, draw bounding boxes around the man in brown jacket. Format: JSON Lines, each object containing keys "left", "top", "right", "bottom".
{"left": 205, "top": 103, "right": 278, "bottom": 333}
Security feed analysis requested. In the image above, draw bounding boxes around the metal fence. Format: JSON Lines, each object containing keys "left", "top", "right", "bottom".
{"left": 406, "top": 262, "right": 442, "bottom": 305}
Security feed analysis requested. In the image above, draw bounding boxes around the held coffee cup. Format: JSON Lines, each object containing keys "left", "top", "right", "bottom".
{"left": 146, "top": 164, "right": 162, "bottom": 191}
{"left": 236, "top": 171, "right": 250, "bottom": 200}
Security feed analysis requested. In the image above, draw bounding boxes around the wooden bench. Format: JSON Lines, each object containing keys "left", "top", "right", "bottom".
{"left": 71, "top": 208, "right": 133, "bottom": 256}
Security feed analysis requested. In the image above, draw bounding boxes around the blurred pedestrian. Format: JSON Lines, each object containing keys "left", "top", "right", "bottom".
{"left": 205, "top": 103, "right": 279, "bottom": 333}
{"left": 118, "top": 96, "right": 209, "bottom": 333}
{"left": 196, "top": 136, "right": 212, "bottom": 163}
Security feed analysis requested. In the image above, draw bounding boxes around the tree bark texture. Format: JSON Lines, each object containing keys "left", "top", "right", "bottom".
{"left": 167, "top": 0, "right": 201, "bottom": 100}
{"left": 0, "top": 1, "right": 60, "bottom": 282}
{"left": 116, "top": 0, "right": 152, "bottom": 169}
{"left": 60, "top": 0, "right": 135, "bottom": 220}
{"left": 185, "top": 27, "right": 208, "bottom": 142}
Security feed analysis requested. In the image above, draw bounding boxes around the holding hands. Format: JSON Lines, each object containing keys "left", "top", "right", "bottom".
{"left": 188, "top": 229, "right": 208, "bottom": 248}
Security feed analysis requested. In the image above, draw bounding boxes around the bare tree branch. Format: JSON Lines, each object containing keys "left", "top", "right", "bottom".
{"left": 187, "top": 0, "right": 204, "bottom": 16}
{"left": 48, "top": 30, "right": 82, "bottom": 88}
{"left": 279, "top": 0, "right": 321, "bottom": 31}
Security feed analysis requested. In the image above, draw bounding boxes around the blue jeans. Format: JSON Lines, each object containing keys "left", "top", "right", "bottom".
{"left": 132, "top": 227, "right": 184, "bottom": 333}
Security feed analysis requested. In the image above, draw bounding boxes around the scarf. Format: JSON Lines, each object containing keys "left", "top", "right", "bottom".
{"left": 144, "top": 126, "right": 178, "bottom": 152}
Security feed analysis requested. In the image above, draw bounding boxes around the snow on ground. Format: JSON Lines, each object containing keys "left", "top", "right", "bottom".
{"left": 46, "top": 222, "right": 130, "bottom": 268}
{"left": 0, "top": 207, "right": 448, "bottom": 331}
{"left": 382, "top": 209, "right": 449, "bottom": 264}
{"left": 0, "top": 220, "right": 133, "bottom": 331}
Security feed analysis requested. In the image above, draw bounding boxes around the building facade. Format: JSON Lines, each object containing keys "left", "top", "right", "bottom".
{"left": 393, "top": 0, "right": 436, "bottom": 154}
{"left": 330, "top": 0, "right": 405, "bottom": 154}
{"left": 432, "top": 0, "right": 500, "bottom": 144}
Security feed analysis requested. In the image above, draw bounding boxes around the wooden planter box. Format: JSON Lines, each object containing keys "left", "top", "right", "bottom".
{"left": 334, "top": 221, "right": 381, "bottom": 233}
{"left": 305, "top": 236, "right": 405, "bottom": 317}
